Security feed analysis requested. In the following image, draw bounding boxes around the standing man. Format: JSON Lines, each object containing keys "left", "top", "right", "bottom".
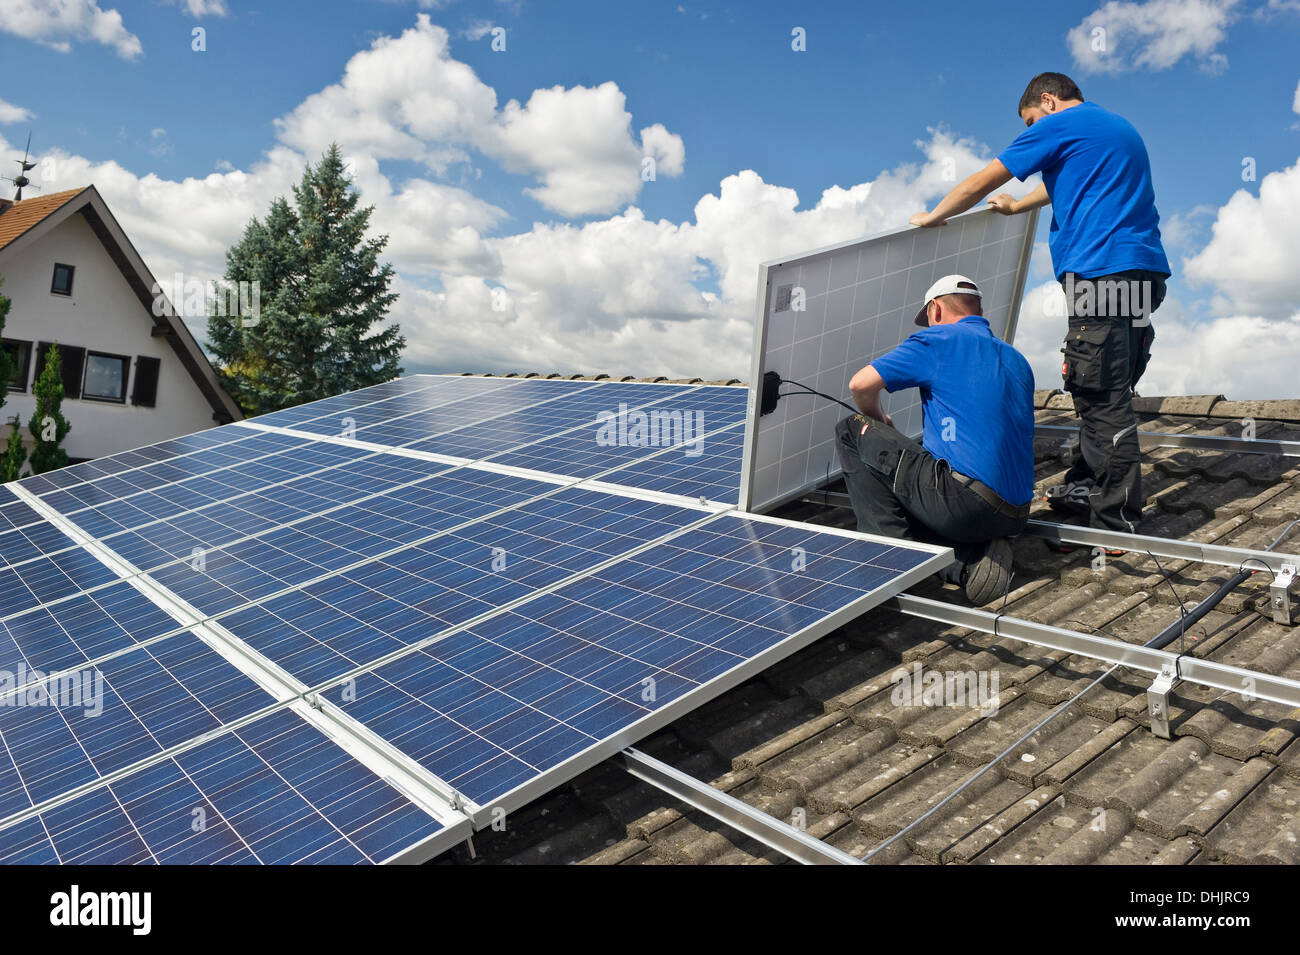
{"left": 837, "top": 274, "right": 1035, "bottom": 605}
{"left": 908, "top": 72, "right": 1170, "bottom": 535}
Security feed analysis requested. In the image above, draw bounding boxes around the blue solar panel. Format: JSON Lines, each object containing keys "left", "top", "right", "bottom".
{"left": 207, "top": 487, "right": 723, "bottom": 686}
{"left": 0, "top": 374, "right": 949, "bottom": 864}
{"left": 0, "top": 632, "right": 277, "bottom": 811}
{"left": 316, "top": 512, "right": 936, "bottom": 810}
{"left": 0, "top": 708, "right": 446, "bottom": 864}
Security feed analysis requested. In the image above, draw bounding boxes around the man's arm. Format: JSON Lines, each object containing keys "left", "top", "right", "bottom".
{"left": 909, "top": 159, "right": 1013, "bottom": 228}
{"left": 849, "top": 364, "right": 893, "bottom": 426}
{"left": 988, "top": 181, "right": 1049, "bottom": 215}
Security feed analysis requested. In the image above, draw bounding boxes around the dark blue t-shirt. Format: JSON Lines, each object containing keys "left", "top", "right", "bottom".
{"left": 997, "top": 101, "right": 1170, "bottom": 281}
{"left": 870, "top": 316, "right": 1034, "bottom": 506}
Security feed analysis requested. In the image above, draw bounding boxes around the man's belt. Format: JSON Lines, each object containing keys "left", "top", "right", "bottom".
{"left": 949, "top": 468, "right": 1031, "bottom": 521}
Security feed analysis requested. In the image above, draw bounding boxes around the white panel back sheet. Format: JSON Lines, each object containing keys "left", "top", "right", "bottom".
{"left": 740, "top": 207, "right": 1038, "bottom": 512}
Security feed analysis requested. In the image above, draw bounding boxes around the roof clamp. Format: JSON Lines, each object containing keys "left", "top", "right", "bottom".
{"left": 304, "top": 692, "right": 323, "bottom": 711}
{"left": 1147, "top": 662, "right": 1179, "bottom": 739}
{"left": 1271, "top": 563, "right": 1296, "bottom": 627}
{"left": 1059, "top": 435, "right": 1079, "bottom": 466}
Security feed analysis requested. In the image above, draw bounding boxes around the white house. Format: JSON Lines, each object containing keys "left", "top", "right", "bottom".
{"left": 0, "top": 185, "right": 240, "bottom": 462}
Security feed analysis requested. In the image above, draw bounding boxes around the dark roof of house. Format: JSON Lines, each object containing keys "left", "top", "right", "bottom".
{"left": 431, "top": 379, "right": 1300, "bottom": 865}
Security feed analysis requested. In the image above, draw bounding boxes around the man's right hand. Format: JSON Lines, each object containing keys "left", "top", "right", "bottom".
{"left": 987, "top": 193, "right": 1018, "bottom": 215}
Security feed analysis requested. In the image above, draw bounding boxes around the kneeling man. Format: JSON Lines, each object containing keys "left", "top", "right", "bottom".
{"left": 836, "top": 274, "right": 1035, "bottom": 604}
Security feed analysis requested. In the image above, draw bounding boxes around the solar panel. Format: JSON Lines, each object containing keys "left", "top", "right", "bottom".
{"left": 318, "top": 508, "right": 939, "bottom": 816}
{"left": 0, "top": 708, "right": 452, "bottom": 864}
{"left": 0, "top": 374, "right": 950, "bottom": 864}
{"left": 739, "top": 208, "right": 1039, "bottom": 512}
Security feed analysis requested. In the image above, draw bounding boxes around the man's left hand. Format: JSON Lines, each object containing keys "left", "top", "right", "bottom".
{"left": 909, "top": 211, "right": 944, "bottom": 228}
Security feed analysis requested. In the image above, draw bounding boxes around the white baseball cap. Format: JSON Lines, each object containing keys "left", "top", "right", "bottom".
{"left": 914, "top": 274, "right": 982, "bottom": 327}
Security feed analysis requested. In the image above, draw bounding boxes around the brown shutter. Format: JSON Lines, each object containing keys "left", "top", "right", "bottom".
{"left": 131, "top": 356, "right": 161, "bottom": 407}
{"left": 35, "top": 342, "right": 86, "bottom": 399}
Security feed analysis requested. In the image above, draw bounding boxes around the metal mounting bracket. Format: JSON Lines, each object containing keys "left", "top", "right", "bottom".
{"left": 1059, "top": 434, "right": 1079, "bottom": 466}
{"left": 1147, "top": 662, "right": 1179, "bottom": 739}
{"left": 1271, "top": 564, "right": 1296, "bottom": 626}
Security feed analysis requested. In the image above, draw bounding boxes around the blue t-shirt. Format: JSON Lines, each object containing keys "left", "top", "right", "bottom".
{"left": 997, "top": 101, "right": 1170, "bottom": 281}
{"left": 870, "top": 316, "right": 1035, "bottom": 506}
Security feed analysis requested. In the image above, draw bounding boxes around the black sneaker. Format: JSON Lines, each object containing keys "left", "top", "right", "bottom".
{"left": 1043, "top": 480, "right": 1093, "bottom": 518}
{"left": 963, "top": 537, "right": 1014, "bottom": 606}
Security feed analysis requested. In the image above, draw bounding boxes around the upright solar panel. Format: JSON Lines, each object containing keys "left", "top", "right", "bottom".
{"left": 0, "top": 373, "right": 950, "bottom": 864}
{"left": 740, "top": 208, "right": 1038, "bottom": 511}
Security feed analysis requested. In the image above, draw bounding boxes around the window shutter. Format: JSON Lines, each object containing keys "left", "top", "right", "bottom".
{"left": 131, "top": 356, "right": 161, "bottom": 407}
{"left": 61, "top": 346, "right": 85, "bottom": 400}
{"left": 35, "top": 342, "right": 86, "bottom": 399}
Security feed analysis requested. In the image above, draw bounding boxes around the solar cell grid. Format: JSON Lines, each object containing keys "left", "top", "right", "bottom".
{"left": 0, "top": 631, "right": 275, "bottom": 813}
{"left": 315, "top": 512, "right": 941, "bottom": 811}
{"left": 742, "top": 208, "right": 1037, "bottom": 511}
{"left": 0, "top": 707, "right": 448, "bottom": 864}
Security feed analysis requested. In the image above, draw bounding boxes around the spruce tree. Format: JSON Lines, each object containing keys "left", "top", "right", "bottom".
{"left": 207, "top": 144, "right": 404, "bottom": 415}
{"left": 29, "top": 343, "right": 71, "bottom": 475}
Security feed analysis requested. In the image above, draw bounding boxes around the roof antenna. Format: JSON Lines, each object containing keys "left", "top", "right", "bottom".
{"left": 2, "top": 132, "right": 40, "bottom": 201}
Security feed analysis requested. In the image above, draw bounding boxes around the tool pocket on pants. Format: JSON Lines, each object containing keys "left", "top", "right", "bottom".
{"left": 1132, "top": 324, "right": 1155, "bottom": 386}
{"left": 1061, "top": 322, "right": 1116, "bottom": 393}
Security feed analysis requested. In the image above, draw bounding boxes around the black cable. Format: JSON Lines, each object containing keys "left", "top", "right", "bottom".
{"left": 1147, "top": 551, "right": 1189, "bottom": 653}
{"left": 776, "top": 378, "right": 860, "bottom": 416}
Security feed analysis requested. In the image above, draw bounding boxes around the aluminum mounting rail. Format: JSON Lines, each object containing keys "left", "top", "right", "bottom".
{"left": 1035, "top": 423, "right": 1300, "bottom": 458}
{"left": 618, "top": 748, "right": 863, "bottom": 865}
{"left": 1022, "top": 520, "right": 1298, "bottom": 626}
{"left": 1022, "top": 519, "right": 1299, "bottom": 577}
{"left": 798, "top": 494, "right": 1298, "bottom": 626}
{"left": 895, "top": 594, "right": 1300, "bottom": 710}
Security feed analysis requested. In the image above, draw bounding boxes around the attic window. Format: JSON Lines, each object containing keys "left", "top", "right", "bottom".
{"left": 51, "top": 263, "right": 75, "bottom": 296}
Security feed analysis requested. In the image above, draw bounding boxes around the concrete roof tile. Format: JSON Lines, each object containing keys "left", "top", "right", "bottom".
{"left": 1197, "top": 768, "right": 1300, "bottom": 863}
{"left": 1133, "top": 395, "right": 1226, "bottom": 416}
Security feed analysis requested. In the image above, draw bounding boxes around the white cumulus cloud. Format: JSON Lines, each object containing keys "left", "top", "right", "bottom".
{"left": 168, "top": 0, "right": 229, "bottom": 15}
{"left": 1183, "top": 156, "right": 1300, "bottom": 318}
{"left": 1068, "top": 0, "right": 1239, "bottom": 73}
{"left": 0, "top": 98, "right": 34, "bottom": 124}
{"left": 275, "top": 16, "right": 683, "bottom": 217}
{"left": 0, "top": 0, "right": 143, "bottom": 59}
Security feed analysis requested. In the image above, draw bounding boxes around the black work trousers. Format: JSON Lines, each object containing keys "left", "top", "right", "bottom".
{"left": 834, "top": 414, "right": 1026, "bottom": 563}
{"left": 1058, "top": 269, "right": 1167, "bottom": 533}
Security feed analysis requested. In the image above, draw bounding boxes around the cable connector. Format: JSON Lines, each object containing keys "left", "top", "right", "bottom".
{"left": 760, "top": 371, "right": 782, "bottom": 416}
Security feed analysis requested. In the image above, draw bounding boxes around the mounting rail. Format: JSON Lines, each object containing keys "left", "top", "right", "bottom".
{"left": 895, "top": 594, "right": 1300, "bottom": 710}
{"left": 618, "top": 748, "right": 862, "bottom": 865}
{"left": 1035, "top": 423, "right": 1300, "bottom": 458}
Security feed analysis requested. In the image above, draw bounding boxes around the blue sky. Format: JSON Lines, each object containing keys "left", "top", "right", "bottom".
{"left": 2, "top": 0, "right": 1299, "bottom": 397}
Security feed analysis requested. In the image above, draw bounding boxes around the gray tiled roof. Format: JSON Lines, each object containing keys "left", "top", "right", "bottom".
{"left": 434, "top": 379, "right": 1300, "bottom": 865}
